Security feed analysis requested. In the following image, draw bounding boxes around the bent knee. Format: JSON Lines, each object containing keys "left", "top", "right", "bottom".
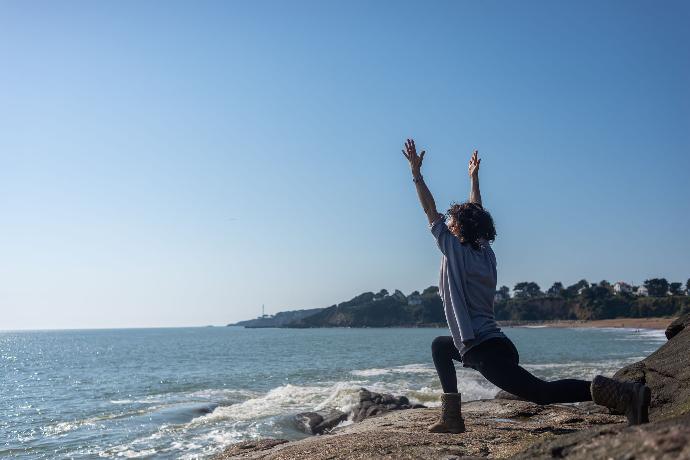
{"left": 431, "top": 336, "right": 453, "bottom": 356}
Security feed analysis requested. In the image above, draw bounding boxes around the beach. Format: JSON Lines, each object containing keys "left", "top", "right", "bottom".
{"left": 502, "top": 317, "right": 673, "bottom": 330}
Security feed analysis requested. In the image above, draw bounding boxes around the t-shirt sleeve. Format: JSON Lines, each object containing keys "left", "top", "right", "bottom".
{"left": 429, "top": 214, "right": 454, "bottom": 256}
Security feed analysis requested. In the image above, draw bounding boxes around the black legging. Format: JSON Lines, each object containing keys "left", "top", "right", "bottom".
{"left": 431, "top": 336, "right": 592, "bottom": 404}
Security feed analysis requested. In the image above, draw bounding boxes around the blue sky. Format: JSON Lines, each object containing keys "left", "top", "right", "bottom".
{"left": 1, "top": 1, "right": 688, "bottom": 329}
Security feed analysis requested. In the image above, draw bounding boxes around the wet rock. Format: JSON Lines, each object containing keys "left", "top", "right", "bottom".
{"left": 350, "top": 388, "right": 425, "bottom": 423}
{"left": 313, "top": 410, "right": 348, "bottom": 435}
{"left": 294, "top": 410, "right": 347, "bottom": 435}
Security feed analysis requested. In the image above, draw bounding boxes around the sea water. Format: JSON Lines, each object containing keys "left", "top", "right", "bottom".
{"left": 0, "top": 326, "right": 665, "bottom": 459}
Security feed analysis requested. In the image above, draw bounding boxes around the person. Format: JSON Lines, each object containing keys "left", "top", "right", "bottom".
{"left": 401, "top": 138, "right": 651, "bottom": 434}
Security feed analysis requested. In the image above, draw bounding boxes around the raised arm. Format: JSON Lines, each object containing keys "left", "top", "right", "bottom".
{"left": 468, "top": 150, "right": 482, "bottom": 207}
{"left": 402, "top": 139, "right": 442, "bottom": 225}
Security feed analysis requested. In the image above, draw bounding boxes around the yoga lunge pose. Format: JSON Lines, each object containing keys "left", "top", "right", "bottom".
{"left": 401, "top": 139, "right": 651, "bottom": 433}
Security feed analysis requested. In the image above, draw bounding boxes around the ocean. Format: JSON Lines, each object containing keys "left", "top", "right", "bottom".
{"left": 1, "top": 326, "right": 665, "bottom": 459}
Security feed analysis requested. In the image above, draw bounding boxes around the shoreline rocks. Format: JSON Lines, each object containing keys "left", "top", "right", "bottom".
{"left": 218, "top": 313, "right": 690, "bottom": 459}
{"left": 351, "top": 388, "right": 425, "bottom": 423}
{"left": 294, "top": 388, "right": 425, "bottom": 435}
{"left": 294, "top": 410, "right": 348, "bottom": 435}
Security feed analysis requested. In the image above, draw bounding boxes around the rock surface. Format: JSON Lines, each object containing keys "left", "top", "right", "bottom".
{"left": 613, "top": 312, "right": 690, "bottom": 421}
{"left": 350, "top": 388, "right": 425, "bottom": 423}
{"left": 294, "top": 410, "right": 348, "bottom": 435}
{"left": 513, "top": 412, "right": 690, "bottom": 459}
{"left": 665, "top": 311, "right": 690, "bottom": 340}
{"left": 215, "top": 399, "right": 624, "bottom": 459}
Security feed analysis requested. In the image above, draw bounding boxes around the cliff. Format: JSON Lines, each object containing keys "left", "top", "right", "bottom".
{"left": 289, "top": 289, "right": 444, "bottom": 328}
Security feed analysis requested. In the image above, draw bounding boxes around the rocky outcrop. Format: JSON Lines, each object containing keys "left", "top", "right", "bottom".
{"left": 613, "top": 312, "right": 690, "bottom": 421}
{"left": 350, "top": 388, "right": 425, "bottom": 423}
{"left": 513, "top": 411, "right": 690, "bottom": 459}
{"left": 293, "top": 389, "right": 424, "bottom": 435}
{"left": 665, "top": 312, "right": 690, "bottom": 340}
{"left": 294, "top": 410, "right": 348, "bottom": 435}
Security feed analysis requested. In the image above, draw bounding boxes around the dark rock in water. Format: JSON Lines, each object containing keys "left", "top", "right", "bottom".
{"left": 312, "top": 410, "right": 347, "bottom": 435}
{"left": 294, "top": 412, "right": 323, "bottom": 435}
{"left": 614, "top": 314, "right": 690, "bottom": 421}
{"left": 350, "top": 388, "right": 425, "bottom": 423}
{"left": 665, "top": 312, "right": 690, "bottom": 340}
{"left": 294, "top": 410, "right": 347, "bottom": 435}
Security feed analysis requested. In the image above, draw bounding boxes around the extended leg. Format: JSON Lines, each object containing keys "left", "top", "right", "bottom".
{"left": 481, "top": 362, "right": 592, "bottom": 404}
{"left": 464, "top": 338, "right": 591, "bottom": 404}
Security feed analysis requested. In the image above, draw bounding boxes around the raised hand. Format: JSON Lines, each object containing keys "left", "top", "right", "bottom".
{"left": 468, "top": 150, "right": 480, "bottom": 178}
{"left": 402, "top": 138, "right": 425, "bottom": 175}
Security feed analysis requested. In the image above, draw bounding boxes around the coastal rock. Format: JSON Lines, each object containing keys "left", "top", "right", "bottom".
{"left": 613, "top": 315, "right": 690, "bottom": 421}
{"left": 294, "top": 410, "right": 347, "bottom": 435}
{"left": 512, "top": 412, "right": 690, "bottom": 459}
{"left": 215, "top": 399, "right": 623, "bottom": 459}
{"left": 350, "top": 388, "right": 425, "bottom": 423}
{"left": 665, "top": 312, "right": 690, "bottom": 340}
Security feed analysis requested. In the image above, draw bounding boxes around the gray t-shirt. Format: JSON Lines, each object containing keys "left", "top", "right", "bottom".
{"left": 430, "top": 214, "right": 506, "bottom": 357}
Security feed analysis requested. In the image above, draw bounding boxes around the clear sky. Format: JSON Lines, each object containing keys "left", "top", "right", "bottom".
{"left": 1, "top": 1, "right": 689, "bottom": 330}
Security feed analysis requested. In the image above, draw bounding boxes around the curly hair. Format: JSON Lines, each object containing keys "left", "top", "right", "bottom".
{"left": 446, "top": 202, "right": 497, "bottom": 250}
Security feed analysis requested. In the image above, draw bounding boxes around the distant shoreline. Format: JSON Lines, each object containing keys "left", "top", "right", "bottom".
{"left": 500, "top": 317, "right": 673, "bottom": 330}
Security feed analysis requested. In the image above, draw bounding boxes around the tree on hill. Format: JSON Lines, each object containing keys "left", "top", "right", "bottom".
{"left": 496, "top": 285, "right": 510, "bottom": 301}
{"left": 547, "top": 282, "right": 564, "bottom": 297}
{"left": 670, "top": 282, "right": 683, "bottom": 296}
{"left": 644, "top": 278, "right": 669, "bottom": 297}
{"left": 422, "top": 286, "right": 439, "bottom": 296}
{"left": 564, "top": 279, "right": 589, "bottom": 298}
{"left": 374, "top": 289, "right": 389, "bottom": 300}
{"left": 686, "top": 278, "right": 690, "bottom": 294}
{"left": 513, "top": 282, "right": 541, "bottom": 298}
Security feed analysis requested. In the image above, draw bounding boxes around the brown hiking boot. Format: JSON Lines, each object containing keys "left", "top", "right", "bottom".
{"left": 591, "top": 375, "right": 651, "bottom": 425}
{"left": 428, "top": 392, "right": 466, "bottom": 433}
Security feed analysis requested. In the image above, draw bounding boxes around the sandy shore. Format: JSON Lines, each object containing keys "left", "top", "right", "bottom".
{"left": 502, "top": 317, "right": 673, "bottom": 330}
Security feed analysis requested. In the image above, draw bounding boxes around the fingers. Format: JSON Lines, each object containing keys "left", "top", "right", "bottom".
{"left": 402, "top": 149, "right": 409, "bottom": 160}
{"left": 419, "top": 150, "right": 425, "bottom": 164}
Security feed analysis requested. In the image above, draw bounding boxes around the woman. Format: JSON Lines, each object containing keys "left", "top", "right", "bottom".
{"left": 401, "top": 138, "right": 651, "bottom": 434}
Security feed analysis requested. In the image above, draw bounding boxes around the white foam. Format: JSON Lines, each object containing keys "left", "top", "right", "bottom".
{"left": 350, "top": 363, "right": 436, "bottom": 377}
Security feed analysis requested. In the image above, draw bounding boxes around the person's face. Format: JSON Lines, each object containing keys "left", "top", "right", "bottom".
{"left": 447, "top": 215, "right": 461, "bottom": 238}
